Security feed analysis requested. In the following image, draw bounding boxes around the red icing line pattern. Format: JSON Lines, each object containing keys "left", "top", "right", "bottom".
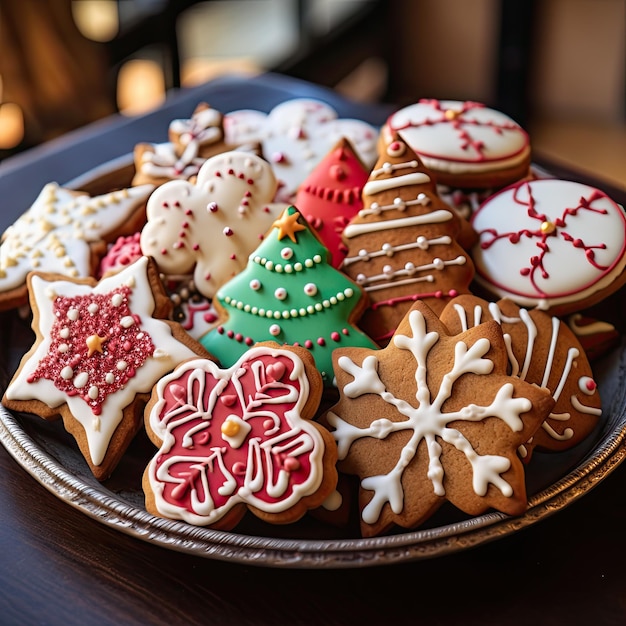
{"left": 389, "top": 98, "right": 527, "bottom": 164}
{"left": 148, "top": 351, "right": 322, "bottom": 521}
{"left": 27, "top": 286, "right": 154, "bottom": 415}
{"left": 479, "top": 183, "right": 609, "bottom": 297}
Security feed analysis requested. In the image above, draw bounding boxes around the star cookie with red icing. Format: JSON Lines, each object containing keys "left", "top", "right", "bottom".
{"left": 143, "top": 342, "right": 338, "bottom": 529}
{"left": 2, "top": 256, "right": 204, "bottom": 480}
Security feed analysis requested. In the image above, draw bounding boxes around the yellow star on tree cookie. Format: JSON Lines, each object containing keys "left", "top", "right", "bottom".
{"left": 272, "top": 207, "right": 307, "bottom": 242}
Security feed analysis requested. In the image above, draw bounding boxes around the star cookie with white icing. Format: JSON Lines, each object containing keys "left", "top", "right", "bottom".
{"left": 2, "top": 257, "right": 204, "bottom": 480}
{"left": 0, "top": 182, "right": 154, "bottom": 311}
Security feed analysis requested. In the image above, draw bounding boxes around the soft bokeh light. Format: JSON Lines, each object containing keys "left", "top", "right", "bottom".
{"left": 0, "top": 102, "right": 25, "bottom": 149}
{"left": 117, "top": 59, "right": 166, "bottom": 115}
{"left": 71, "top": 0, "right": 119, "bottom": 42}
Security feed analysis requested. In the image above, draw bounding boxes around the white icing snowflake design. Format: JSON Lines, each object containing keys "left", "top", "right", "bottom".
{"left": 327, "top": 305, "right": 550, "bottom": 532}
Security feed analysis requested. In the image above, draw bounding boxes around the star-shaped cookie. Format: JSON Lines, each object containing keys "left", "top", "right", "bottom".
{"left": 2, "top": 256, "right": 203, "bottom": 480}
{"left": 0, "top": 182, "right": 154, "bottom": 311}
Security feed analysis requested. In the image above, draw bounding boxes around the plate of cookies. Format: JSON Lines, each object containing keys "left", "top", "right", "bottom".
{"left": 1, "top": 97, "right": 626, "bottom": 568}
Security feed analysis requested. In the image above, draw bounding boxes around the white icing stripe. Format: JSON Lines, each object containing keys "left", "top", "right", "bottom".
{"left": 342, "top": 210, "right": 452, "bottom": 239}
{"left": 570, "top": 395, "right": 603, "bottom": 416}
{"left": 342, "top": 236, "right": 452, "bottom": 267}
{"left": 370, "top": 160, "right": 420, "bottom": 178}
{"left": 363, "top": 172, "right": 431, "bottom": 196}
{"left": 358, "top": 193, "right": 430, "bottom": 218}
{"left": 357, "top": 256, "right": 467, "bottom": 290}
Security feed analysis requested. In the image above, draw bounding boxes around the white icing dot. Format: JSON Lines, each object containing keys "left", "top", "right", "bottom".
{"left": 111, "top": 294, "right": 123, "bottom": 307}
{"left": 269, "top": 323, "right": 281, "bottom": 336}
{"left": 88, "top": 303, "right": 99, "bottom": 315}
{"left": 59, "top": 327, "right": 70, "bottom": 339}
{"left": 67, "top": 308, "right": 79, "bottom": 321}
{"left": 88, "top": 385, "right": 99, "bottom": 400}
{"left": 579, "top": 376, "right": 597, "bottom": 395}
{"left": 274, "top": 287, "right": 287, "bottom": 300}
{"left": 105, "top": 373, "right": 115, "bottom": 384}
{"left": 433, "top": 257, "right": 444, "bottom": 270}
{"left": 120, "top": 315, "right": 135, "bottom": 328}
{"left": 117, "top": 360, "right": 128, "bottom": 371}
{"left": 281, "top": 247, "right": 293, "bottom": 260}
{"left": 61, "top": 366, "right": 73, "bottom": 380}
{"left": 304, "top": 282, "right": 318, "bottom": 296}
{"left": 74, "top": 372, "right": 89, "bottom": 388}
{"left": 58, "top": 343, "right": 69, "bottom": 353}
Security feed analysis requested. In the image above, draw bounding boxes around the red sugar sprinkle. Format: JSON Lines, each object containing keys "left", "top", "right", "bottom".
{"left": 317, "top": 337, "right": 326, "bottom": 346}
{"left": 331, "top": 331, "right": 340, "bottom": 342}
{"left": 304, "top": 340, "right": 313, "bottom": 349}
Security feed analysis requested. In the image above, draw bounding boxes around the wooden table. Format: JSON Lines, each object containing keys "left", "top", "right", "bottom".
{"left": 1, "top": 74, "right": 626, "bottom": 626}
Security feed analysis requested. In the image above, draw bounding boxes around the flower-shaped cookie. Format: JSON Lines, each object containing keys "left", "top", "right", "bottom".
{"left": 325, "top": 301, "right": 554, "bottom": 537}
{"left": 140, "top": 151, "right": 288, "bottom": 299}
{"left": 143, "top": 342, "right": 337, "bottom": 529}
{"left": 2, "top": 257, "right": 201, "bottom": 480}
{"left": 0, "top": 182, "right": 153, "bottom": 311}
{"left": 224, "top": 99, "right": 378, "bottom": 200}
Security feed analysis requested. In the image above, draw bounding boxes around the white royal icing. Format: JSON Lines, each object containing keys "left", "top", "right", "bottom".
{"left": 471, "top": 179, "right": 626, "bottom": 310}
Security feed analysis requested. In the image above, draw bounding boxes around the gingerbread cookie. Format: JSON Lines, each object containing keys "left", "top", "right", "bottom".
{"left": 200, "top": 206, "right": 377, "bottom": 387}
{"left": 295, "top": 137, "right": 370, "bottom": 268}
{"left": 471, "top": 179, "right": 626, "bottom": 315}
{"left": 224, "top": 98, "right": 379, "bottom": 201}
{"left": 140, "top": 150, "right": 288, "bottom": 299}
{"left": 143, "top": 342, "right": 338, "bottom": 529}
{"left": 340, "top": 133, "right": 475, "bottom": 344}
{"left": 325, "top": 301, "right": 554, "bottom": 537}
{"left": 0, "top": 182, "right": 154, "bottom": 311}
{"left": 132, "top": 103, "right": 257, "bottom": 187}
{"left": 2, "top": 257, "right": 203, "bottom": 480}
{"left": 382, "top": 99, "right": 531, "bottom": 189}
{"left": 440, "top": 295, "right": 602, "bottom": 460}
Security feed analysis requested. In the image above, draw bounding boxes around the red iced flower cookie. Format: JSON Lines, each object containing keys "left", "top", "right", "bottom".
{"left": 143, "top": 342, "right": 338, "bottom": 529}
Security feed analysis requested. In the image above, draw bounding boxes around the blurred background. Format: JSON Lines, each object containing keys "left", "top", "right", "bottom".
{"left": 0, "top": 0, "right": 624, "bottom": 190}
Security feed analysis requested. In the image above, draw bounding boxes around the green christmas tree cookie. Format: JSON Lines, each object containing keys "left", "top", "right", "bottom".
{"left": 200, "top": 206, "right": 377, "bottom": 385}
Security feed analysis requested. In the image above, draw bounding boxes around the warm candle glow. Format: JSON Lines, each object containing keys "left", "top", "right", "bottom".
{"left": 117, "top": 60, "right": 166, "bottom": 116}
{"left": 0, "top": 102, "right": 25, "bottom": 149}
{"left": 71, "top": 0, "right": 119, "bottom": 42}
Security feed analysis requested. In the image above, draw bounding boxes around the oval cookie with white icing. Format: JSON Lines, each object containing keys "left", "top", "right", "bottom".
{"left": 383, "top": 98, "right": 531, "bottom": 189}
{"left": 471, "top": 179, "right": 626, "bottom": 315}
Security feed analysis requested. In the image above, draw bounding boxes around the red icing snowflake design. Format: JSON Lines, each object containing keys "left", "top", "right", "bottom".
{"left": 390, "top": 99, "right": 523, "bottom": 163}
{"left": 27, "top": 286, "right": 154, "bottom": 415}
{"left": 145, "top": 347, "right": 326, "bottom": 526}
{"left": 478, "top": 182, "right": 609, "bottom": 297}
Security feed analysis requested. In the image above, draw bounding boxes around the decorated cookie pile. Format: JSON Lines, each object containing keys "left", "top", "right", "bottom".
{"left": 1, "top": 95, "right": 624, "bottom": 539}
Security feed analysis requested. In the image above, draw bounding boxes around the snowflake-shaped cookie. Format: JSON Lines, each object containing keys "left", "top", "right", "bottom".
{"left": 143, "top": 343, "right": 337, "bottom": 529}
{"left": 140, "top": 151, "right": 288, "bottom": 299}
{"left": 325, "top": 301, "right": 554, "bottom": 537}
{"left": 471, "top": 179, "right": 626, "bottom": 315}
{"left": 224, "top": 99, "right": 378, "bottom": 200}
{"left": 0, "top": 182, "right": 153, "bottom": 310}
{"left": 3, "top": 257, "right": 199, "bottom": 480}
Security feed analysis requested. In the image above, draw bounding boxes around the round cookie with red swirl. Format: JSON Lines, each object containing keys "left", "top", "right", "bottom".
{"left": 382, "top": 99, "right": 531, "bottom": 189}
{"left": 471, "top": 178, "right": 626, "bottom": 316}
{"left": 143, "top": 342, "right": 338, "bottom": 529}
